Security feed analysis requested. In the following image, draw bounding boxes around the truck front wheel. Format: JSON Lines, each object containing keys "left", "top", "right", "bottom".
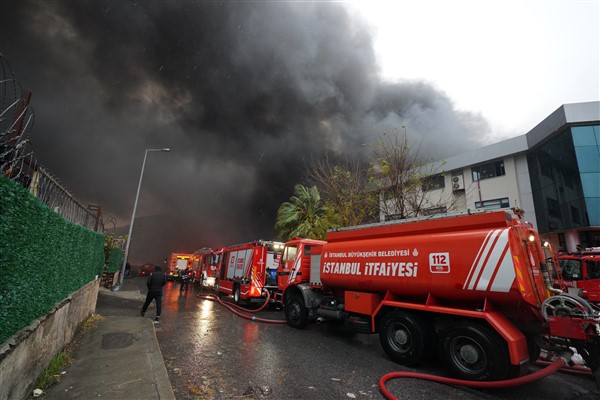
{"left": 378, "top": 311, "right": 434, "bottom": 366}
{"left": 439, "top": 322, "right": 518, "bottom": 381}
{"left": 285, "top": 293, "right": 308, "bottom": 328}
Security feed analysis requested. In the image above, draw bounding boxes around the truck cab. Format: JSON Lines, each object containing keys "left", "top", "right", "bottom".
{"left": 554, "top": 250, "right": 600, "bottom": 303}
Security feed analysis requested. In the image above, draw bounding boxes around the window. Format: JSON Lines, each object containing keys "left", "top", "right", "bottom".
{"left": 421, "top": 206, "right": 447, "bottom": 216}
{"left": 422, "top": 174, "right": 445, "bottom": 191}
{"left": 587, "top": 261, "right": 600, "bottom": 280}
{"left": 282, "top": 245, "right": 297, "bottom": 262}
{"left": 474, "top": 197, "right": 509, "bottom": 210}
{"left": 471, "top": 160, "right": 505, "bottom": 181}
{"left": 559, "top": 259, "right": 582, "bottom": 280}
{"left": 571, "top": 206, "right": 581, "bottom": 224}
{"left": 385, "top": 214, "right": 402, "bottom": 221}
{"left": 547, "top": 197, "right": 561, "bottom": 218}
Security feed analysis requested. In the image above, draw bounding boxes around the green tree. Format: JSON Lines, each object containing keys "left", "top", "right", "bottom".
{"left": 275, "top": 184, "right": 334, "bottom": 241}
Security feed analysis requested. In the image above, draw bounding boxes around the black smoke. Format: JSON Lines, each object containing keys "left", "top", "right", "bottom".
{"left": 0, "top": 1, "right": 490, "bottom": 264}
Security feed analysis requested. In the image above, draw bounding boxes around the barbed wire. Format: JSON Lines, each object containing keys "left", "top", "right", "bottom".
{"left": 1, "top": 53, "right": 109, "bottom": 232}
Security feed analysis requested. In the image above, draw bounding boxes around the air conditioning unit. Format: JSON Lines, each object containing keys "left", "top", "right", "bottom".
{"left": 452, "top": 175, "right": 465, "bottom": 191}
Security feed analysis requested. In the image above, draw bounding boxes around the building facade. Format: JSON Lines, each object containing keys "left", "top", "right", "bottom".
{"left": 382, "top": 101, "right": 599, "bottom": 253}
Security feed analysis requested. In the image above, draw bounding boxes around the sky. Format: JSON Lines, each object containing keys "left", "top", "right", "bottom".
{"left": 1, "top": 0, "right": 598, "bottom": 265}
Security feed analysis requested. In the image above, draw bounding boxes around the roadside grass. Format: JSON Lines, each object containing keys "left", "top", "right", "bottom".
{"left": 36, "top": 349, "right": 72, "bottom": 390}
{"left": 35, "top": 314, "right": 104, "bottom": 390}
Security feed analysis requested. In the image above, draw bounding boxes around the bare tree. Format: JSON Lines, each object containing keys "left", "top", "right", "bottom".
{"left": 304, "top": 154, "right": 378, "bottom": 227}
{"left": 369, "top": 129, "right": 451, "bottom": 221}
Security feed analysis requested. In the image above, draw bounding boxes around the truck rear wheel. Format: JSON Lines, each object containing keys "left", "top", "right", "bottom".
{"left": 439, "top": 321, "right": 518, "bottom": 381}
{"left": 378, "top": 311, "right": 434, "bottom": 366}
{"left": 285, "top": 293, "right": 308, "bottom": 328}
{"left": 233, "top": 285, "right": 241, "bottom": 304}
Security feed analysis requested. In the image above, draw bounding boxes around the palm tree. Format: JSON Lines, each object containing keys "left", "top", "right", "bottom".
{"left": 275, "top": 184, "right": 334, "bottom": 241}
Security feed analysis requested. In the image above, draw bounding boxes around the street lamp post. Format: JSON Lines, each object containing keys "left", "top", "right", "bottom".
{"left": 118, "top": 148, "right": 170, "bottom": 286}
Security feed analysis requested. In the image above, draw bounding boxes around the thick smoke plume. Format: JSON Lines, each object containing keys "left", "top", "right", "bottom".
{"left": 1, "top": 1, "right": 490, "bottom": 264}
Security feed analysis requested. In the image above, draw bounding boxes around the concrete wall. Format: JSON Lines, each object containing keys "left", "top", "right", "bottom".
{"left": 0, "top": 279, "right": 99, "bottom": 400}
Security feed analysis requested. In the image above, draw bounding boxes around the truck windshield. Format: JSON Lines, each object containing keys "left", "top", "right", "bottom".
{"left": 559, "top": 259, "right": 582, "bottom": 280}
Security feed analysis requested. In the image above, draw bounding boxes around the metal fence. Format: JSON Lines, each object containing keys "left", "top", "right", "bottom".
{"left": 1, "top": 53, "right": 103, "bottom": 232}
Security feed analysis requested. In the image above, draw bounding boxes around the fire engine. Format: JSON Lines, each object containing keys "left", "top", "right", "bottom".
{"left": 166, "top": 252, "right": 192, "bottom": 281}
{"left": 216, "top": 240, "right": 284, "bottom": 304}
{"left": 273, "top": 209, "right": 600, "bottom": 382}
{"left": 553, "top": 248, "right": 600, "bottom": 303}
{"left": 191, "top": 247, "right": 223, "bottom": 288}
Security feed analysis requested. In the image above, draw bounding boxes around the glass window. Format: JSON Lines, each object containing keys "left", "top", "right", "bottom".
{"left": 526, "top": 127, "right": 595, "bottom": 233}
{"left": 475, "top": 197, "right": 509, "bottom": 210}
{"left": 422, "top": 206, "right": 447, "bottom": 216}
{"left": 547, "top": 197, "right": 561, "bottom": 218}
{"left": 422, "top": 174, "right": 445, "bottom": 191}
{"left": 571, "top": 206, "right": 581, "bottom": 224}
{"left": 282, "top": 245, "right": 297, "bottom": 262}
{"left": 580, "top": 173, "right": 600, "bottom": 198}
{"left": 587, "top": 261, "right": 600, "bottom": 280}
{"left": 585, "top": 197, "right": 600, "bottom": 226}
{"left": 572, "top": 126, "right": 598, "bottom": 146}
{"left": 559, "top": 259, "right": 582, "bottom": 280}
{"left": 574, "top": 147, "right": 600, "bottom": 173}
{"left": 472, "top": 160, "right": 505, "bottom": 181}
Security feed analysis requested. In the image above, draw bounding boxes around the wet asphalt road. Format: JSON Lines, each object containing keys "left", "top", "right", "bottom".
{"left": 97, "top": 278, "right": 600, "bottom": 400}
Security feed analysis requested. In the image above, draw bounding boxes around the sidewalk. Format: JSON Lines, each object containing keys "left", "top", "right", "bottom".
{"left": 38, "top": 279, "right": 175, "bottom": 400}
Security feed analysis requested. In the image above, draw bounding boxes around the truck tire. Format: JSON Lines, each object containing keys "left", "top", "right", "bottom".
{"left": 285, "top": 293, "right": 308, "bottom": 328}
{"left": 378, "top": 311, "right": 434, "bottom": 366}
{"left": 233, "top": 285, "right": 241, "bottom": 304}
{"left": 439, "top": 321, "right": 519, "bottom": 381}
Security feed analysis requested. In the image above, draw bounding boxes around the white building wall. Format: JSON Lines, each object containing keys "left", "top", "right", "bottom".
{"left": 377, "top": 102, "right": 599, "bottom": 242}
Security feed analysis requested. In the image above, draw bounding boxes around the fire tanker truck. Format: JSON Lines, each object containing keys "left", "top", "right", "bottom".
{"left": 273, "top": 209, "right": 600, "bottom": 382}
{"left": 217, "top": 240, "right": 284, "bottom": 304}
{"left": 553, "top": 248, "right": 600, "bottom": 304}
{"left": 191, "top": 247, "right": 223, "bottom": 288}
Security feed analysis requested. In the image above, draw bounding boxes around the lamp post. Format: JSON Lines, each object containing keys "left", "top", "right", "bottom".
{"left": 119, "top": 148, "right": 170, "bottom": 286}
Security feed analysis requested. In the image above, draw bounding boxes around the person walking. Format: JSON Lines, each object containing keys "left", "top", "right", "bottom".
{"left": 141, "top": 265, "right": 167, "bottom": 323}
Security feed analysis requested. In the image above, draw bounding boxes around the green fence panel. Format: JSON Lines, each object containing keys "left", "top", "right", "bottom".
{"left": 0, "top": 176, "right": 104, "bottom": 345}
{"left": 106, "top": 247, "right": 123, "bottom": 273}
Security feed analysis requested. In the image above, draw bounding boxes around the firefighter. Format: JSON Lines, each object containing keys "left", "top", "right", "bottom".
{"left": 180, "top": 267, "right": 192, "bottom": 293}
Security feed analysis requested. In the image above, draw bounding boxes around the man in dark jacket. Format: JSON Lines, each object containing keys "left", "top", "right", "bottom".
{"left": 141, "top": 265, "right": 167, "bottom": 323}
{"left": 180, "top": 266, "right": 193, "bottom": 293}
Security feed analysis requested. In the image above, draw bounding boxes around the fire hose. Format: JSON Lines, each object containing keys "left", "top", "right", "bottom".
{"left": 196, "top": 293, "right": 591, "bottom": 398}
{"left": 379, "top": 353, "right": 572, "bottom": 400}
{"left": 196, "top": 291, "right": 287, "bottom": 324}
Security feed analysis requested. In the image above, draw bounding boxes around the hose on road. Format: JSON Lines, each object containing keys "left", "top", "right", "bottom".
{"left": 197, "top": 293, "right": 287, "bottom": 324}
{"left": 379, "top": 356, "right": 569, "bottom": 400}
{"left": 196, "top": 291, "right": 588, "bottom": 399}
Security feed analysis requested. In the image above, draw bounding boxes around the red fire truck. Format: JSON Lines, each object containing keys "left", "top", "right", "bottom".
{"left": 166, "top": 252, "right": 192, "bottom": 281}
{"left": 217, "top": 240, "right": 284, "bottom": 304}
{"left": 274, "top": 209, "right": 600, "bottom": 382}
{"left": 191, "top": 247, "right": 223, "bottom": 288}
{"left": 553, "top": 248, "right": 600, "bottom": 303}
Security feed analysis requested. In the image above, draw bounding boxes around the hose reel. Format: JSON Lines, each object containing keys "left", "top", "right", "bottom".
{"left": 541, "top": 293, "right": 597, "bottom": 321}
